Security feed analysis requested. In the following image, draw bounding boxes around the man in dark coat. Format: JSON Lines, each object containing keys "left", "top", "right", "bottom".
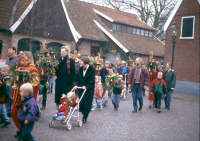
{"left": 75, "top": 57, "right": 95, "bottom": 123}
{"left": 55, "top": 46, "right": 75, "bottom": 107}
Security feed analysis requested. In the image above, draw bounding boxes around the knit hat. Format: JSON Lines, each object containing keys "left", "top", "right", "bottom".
{"left": 105, "top": 61, "right": 110, "bottom": 64}
{"left": 121, "top": 61, "right": 126, "bottom": 64}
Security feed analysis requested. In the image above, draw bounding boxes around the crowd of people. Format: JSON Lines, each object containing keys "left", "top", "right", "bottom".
{"left": 0, "top": 45, "right": 176, "bottom": 141}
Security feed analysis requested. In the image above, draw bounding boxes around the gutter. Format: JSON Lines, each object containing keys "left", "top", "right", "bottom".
{"left": 128, "top": 51, "right": 164, "bottom": 57}
{"left": 80, "top": 37, "right": 108, "bottom": 42}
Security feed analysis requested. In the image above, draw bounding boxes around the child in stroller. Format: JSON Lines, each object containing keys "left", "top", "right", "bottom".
{"left": 52, "top": 92, "right": 78, "bottom": 121}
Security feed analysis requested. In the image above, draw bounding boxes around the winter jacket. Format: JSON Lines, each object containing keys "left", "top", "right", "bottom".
{"left": 6, "top": 55, "right": 18, "bottom": 66}
{"left": 94, "top": 83, "right": 103, "bottom": 99}
{"left": 127, "top": 66, "right": 149, "bottom": 90}
{"left": 18, "top": 94, "right": 39, "bottom": 123}
{"left": 0, "top": 76, "right": 11, "bottom": 103}
{"left": 98, "top": 67, "right": 109, "bottom": 85}
{"left": 113, "top": 84, "right": 123, "bottom": 95}
{"left": 163, "top": 69, "right": 176, "bottom": 92}
{"left": 151, "top": 79, "right": 167, "bottom": 95}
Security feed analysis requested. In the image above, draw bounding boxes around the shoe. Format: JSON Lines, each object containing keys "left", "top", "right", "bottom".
{"left": 2, "top": 121, "right": 11, "bottom": 128}
{"left": 143, "top": 93, "right": 145, "bottom": 96}
{"left": 15, "top": 131, "right": 20, "bottom": 137}
{"left": 0, "top": 118, "right": 3, "bottom": 124}
{"left": 40, "top": 106, "right": 45, "bottom": 110}
{"left": 91, "top": 108, "right": 95, "bottom": 111}
{"left": 167, "top": 107, "right": 170, "bottom": 110}
{"left": 82, "top": 117, "right": 87, "bottom": 123}
{"left": 100, "top": 106, "right": 103, "bottom": 110}
{"left": 114, "top": 108, "right": 118, "bottom": 111}
{"left": 7, "top": 113, "right": 11, "bottom": 117}
{"left": 132, "top": 110, "right": 137, "bottom": 113}
{"left": 18, "top": 137, "right": 23, "bottom": 141}
{"left": 164, "top": 107, "right": 167, "bottom": 109}
{"left": 158, "top": 110, "right": 161, "bottom": 113}
{"left": 139, "top": 106, "right": 142, "bottom": 111}
{"left": 47, "top": 92, "right": 50, "bottom": 94}
{"left": 149, "top": 105, "right": 152, "bottom": 109}
{"left": 155, "top": 108, "right": 158, "bottom": 111}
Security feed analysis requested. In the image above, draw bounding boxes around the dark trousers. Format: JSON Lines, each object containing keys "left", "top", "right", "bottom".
{"left": 40, "top": 80, "right": 48, "bottom": 107}
{"left": 20, "top": 122, "right": 35, "bottom": 141}
{"left": 155, "top": 94, "right": 162, "bottom": 109}
{"left": 5, "top": 86, "right": 12, "bottom": 114}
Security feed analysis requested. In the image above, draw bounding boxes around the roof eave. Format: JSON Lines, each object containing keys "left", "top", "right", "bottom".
{"left": 10, "top": 0, "right": 38, "bottom": 33}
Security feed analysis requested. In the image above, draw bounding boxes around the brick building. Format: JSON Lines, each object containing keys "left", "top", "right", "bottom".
{"left": 0, "top": 0, "right": 164, "bottom": 63}
{"left": 163, "top": 0, "right": 199, "bottom": 95}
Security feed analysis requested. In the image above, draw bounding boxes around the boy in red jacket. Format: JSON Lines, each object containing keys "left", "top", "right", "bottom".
{"left": 151, "top": 72, "right": 167, "bottom": 113}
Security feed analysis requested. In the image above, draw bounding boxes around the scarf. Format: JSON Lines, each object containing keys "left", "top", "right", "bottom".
{"left": 134, "top": 66, "right": 141, "bottom": 82}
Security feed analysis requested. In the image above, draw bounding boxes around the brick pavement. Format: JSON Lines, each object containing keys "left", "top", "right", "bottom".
{"left": 0, "top": 91, "right": 199, "bottom": 141}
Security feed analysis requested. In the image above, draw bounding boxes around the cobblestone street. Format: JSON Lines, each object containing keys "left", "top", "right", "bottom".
{"left": 0, "top": 91, "right": 199, "bottom": 141}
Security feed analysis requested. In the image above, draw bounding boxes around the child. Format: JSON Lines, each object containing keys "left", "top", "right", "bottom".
{"left": 112, "top": 77, "right": 123, "bottom": 111}
{"left": 0, "top": 65, "right": 11, "bottom": 128}
{"left": 92, "top": 76, "right": 103, "bottom": 111}
{"left": 151, "top": 72, "right": 167, "bottom": 113}
{"left": 17, "top": 83, "right": 40, "bottom": 141}
{"left": 52, "top": 92, "right": 78, "bottom": 121}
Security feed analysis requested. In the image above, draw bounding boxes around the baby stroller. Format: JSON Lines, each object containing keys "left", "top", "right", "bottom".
{"left": 49, "top": 87, "right": 86, "bottom": 131}
{"left": 121, "top": 74, "right": 127, "bottom": 100}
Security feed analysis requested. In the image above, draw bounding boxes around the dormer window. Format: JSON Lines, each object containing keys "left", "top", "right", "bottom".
{"left": 141, "top": 30, "right": 144, "bottom": 36}
{"left": 111, "top": 23, "right": 154, "bottom": 38}
{"left": 149, "top": 31, "right": 153, "bottom": 37}
{"left": 117, "top": 25, "right": 121, "bottom": 31}
{"left": 122, "top": 25, "right": 126, "bottom": 33}
{"left": 145, "top": 31, "right": 149, "bottom": 36}
{"left": 127, "top": 27, "right": 132, "bottom": 34}
{"left": 133, "top": 28, "right": 136, "bottom": 34}
{"left": 136, "top": 29, "right": 140, "bottom": 35}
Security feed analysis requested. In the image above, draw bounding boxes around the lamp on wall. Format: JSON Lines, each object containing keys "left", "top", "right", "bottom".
{"left": 170, "top": 21, "right": 178, "bottom": 68}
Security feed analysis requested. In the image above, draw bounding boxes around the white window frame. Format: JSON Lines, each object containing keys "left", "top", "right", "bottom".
{"left": 141, "top": 30, "right": 144, "bottom": 36}
{"left": 149, "top": 31, "right": 153, "bottom": 37}
{"left": 180, "top": 16, "right": 195, "bottom": 40}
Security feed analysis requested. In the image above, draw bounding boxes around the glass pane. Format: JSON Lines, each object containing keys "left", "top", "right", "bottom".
{"left": 141, "top": 30, "right": 144, "bottom": 36}
{"left": 122, "top": 25, "right": 126, "bottom": 33}
{"left": 145, "top": 31, "right": 149, "bottom": 36}
{"left": 149, "top": 32, "right": 153, "bottom": 37}
{"left": 133, "top": 28, "right": 136, "bottom": 34}
{"left": 136, "top": 29, "right": 140, "bottom": 35}
{"left": 127, "top": 27, "right": 132, "bottom": 33}
{"left": 112, "top": 24, "right": 116, "bottom": 30}
{"left": 182, "top": 17, "right": 194, "bottom": 37}
{"left": 117, "top": 25, "right": 121, "bottom": 31}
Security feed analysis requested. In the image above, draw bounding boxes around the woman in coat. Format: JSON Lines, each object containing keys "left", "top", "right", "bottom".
{"left": 75, "top": 57, "right": 95, "bottom": 123}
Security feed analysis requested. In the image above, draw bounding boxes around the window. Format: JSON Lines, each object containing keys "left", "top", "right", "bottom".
{"left": 136, "top": 29, "right": 140, "bottom": 35}
{"left": 180, "top": 16, "right": 195, "bottom": 39}
{"left": 112, "top": 24, "right": 116, "bottom": 30}
{"left": 127, "top": 27, "right": 132, "bottom": 33}
{"left": 145, "top": 31, "right": 149, "bottom": 36}
{"left": 133, "top": 28, "right": 136, "bottom": 34}
{"left": 117, "top": 24, "right": 121, "bottom": 31}
{"left": 122, "top": 25, "right": 126, "bottom": 33}
{"left": 91, "top": 46, "right": 100, "bottom": 57}
{"left": 141, "top": 30, "right": 144, "bottom": 36}
{"left": 149, "top": 31, "right": 153, "bottom": 37}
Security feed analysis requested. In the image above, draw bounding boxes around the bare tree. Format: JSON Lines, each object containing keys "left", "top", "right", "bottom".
{"left": 80, "top": 0, "right": 177, "bottom": 41}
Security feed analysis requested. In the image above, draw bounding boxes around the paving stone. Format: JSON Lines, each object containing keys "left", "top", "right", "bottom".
{"left": 0, "top": 91, "right": 199, "bottom": 141}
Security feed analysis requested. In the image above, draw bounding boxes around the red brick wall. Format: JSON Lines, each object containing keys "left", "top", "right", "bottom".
{"left": 164, "top": 0, "right": 199, "bottom": 83}
{"left": 0, "top": 30, "right": 12, "bottom": 59}
{"left": 78, "top": 40, "right": 91, "bottom": 56}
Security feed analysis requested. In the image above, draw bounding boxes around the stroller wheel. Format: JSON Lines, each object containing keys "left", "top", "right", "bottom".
{"left": 78, "top": 120, "right": 82, "bottom": 127}
{"left": 49, "top": 119, "right": 53, "bottom": 128}
{"left": 66, "top": 123, "right": 72, "bottom": 131}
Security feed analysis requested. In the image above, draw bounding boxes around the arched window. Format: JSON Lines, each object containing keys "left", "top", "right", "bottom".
{"left": 47, "top": 42, "right": 63, "bottom": 59}
{"left": 18, "top": 38, "right": 40, "bottom": 62}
